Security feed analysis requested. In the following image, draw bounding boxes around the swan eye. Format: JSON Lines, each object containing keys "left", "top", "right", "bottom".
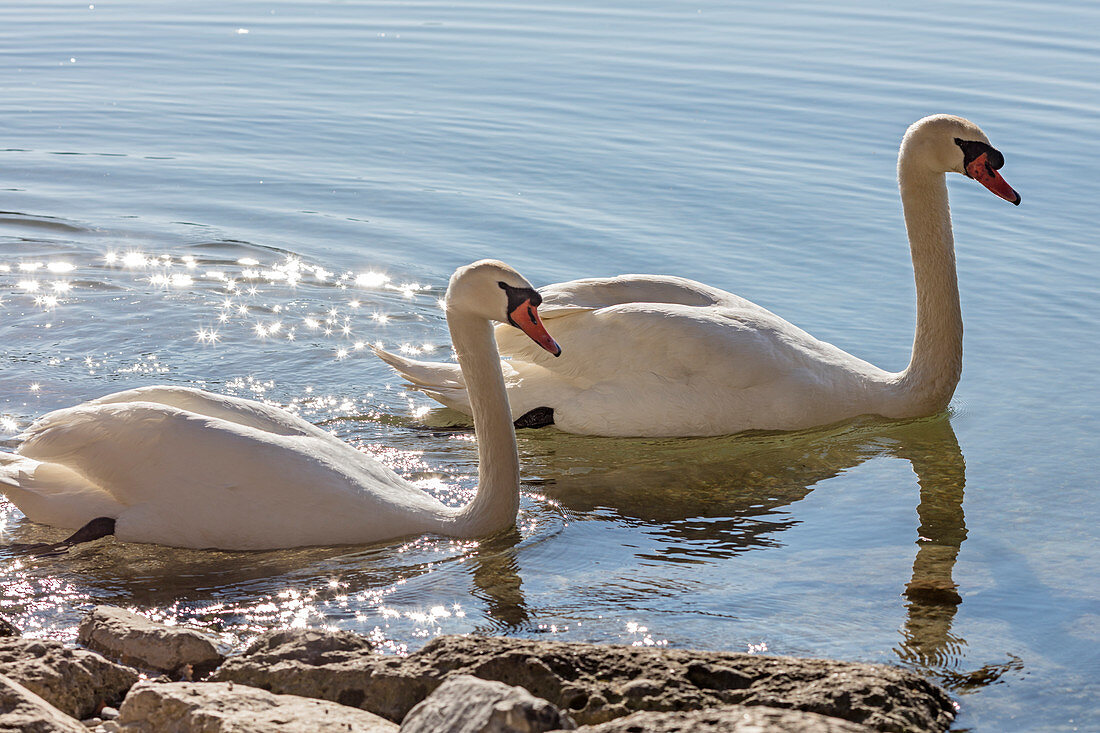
{"left": 954, "top": 137, "right": 1005, "bottom": 172}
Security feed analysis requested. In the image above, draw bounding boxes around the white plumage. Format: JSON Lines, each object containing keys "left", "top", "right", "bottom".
{"left": 0, "top": 261, "right": 561, "bottom": 550}
{"left": 377, "top": 115, "right": 1020, "bottom": 437}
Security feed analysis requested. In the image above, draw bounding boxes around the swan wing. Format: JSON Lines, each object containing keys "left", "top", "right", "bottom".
{"left": 411, "top": 300, "right": 875, "bottom": 435}
{"left": 374, "top": 274, "right": 755, "bottom": 397}
{"left": 16, "top": 401, "right": 446, "bottom": 549}
{"left": 86, "top": 385, "right": 329, "bottom": 438}
{"left": 494, "top": 298, "right": 795, "bottom": 379}
{"left": 534, "top": 274, "right": 746, "bottom": 312}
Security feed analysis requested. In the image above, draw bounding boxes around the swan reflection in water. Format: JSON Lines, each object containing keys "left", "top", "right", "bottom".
{"left": 1, "top": 412, "right": 1016, "bottom": 689}
{"left": 520, "top": 413, "right": 1017, "bottom": 690}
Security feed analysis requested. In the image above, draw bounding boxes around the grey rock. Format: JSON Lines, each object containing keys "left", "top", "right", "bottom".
{"left": 571, "top": 704, "right": 876, "bottom": 732}
{"left": 0, "top": 637, "right": 139, "bottom": 719}
{"left": 77, "top": 606, "right": 224, "bottom": 678}
{"left": 0, "top": 673, "right": 87, "bottom": 733}
{"left": 400, "top": 674, "right": 575, "bottom": 733}
{"left": 115, "top": 681, "right": 397, "bottom": 732}
{"left": 210, "top": 627, "right": 380, "bottom": 709}
{"left": 213, "top": 632, "right": 954, "bottom": 732}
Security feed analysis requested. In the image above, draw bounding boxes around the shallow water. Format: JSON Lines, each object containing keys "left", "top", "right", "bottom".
{"left": 1, "top": 1, "right": 1098, "bottom": 730}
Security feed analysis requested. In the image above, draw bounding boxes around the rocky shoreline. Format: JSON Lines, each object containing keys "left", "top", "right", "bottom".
{"left": 1, "top": 606, "right": 956, "bottom": 732}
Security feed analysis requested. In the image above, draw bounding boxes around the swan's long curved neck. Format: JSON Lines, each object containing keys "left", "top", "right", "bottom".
{"left": 890, "top": 158, "right": 963, "bottom": 415}
{"left": 444, "top": 310, "right": 520, "bottom": 536}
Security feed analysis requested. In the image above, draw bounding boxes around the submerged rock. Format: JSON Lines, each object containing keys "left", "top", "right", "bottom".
{"left": 400, "top": 674, "right": 575, "bottom": 733}
{"left": 0, "top": 637, "right": 139, "bottom": 719}
{"left": 213, "top": 632, "right": 954, "bottom": 732}
{"left": 115, "top": 681, "right": 398, "bottom": 732}
{"left": 571, "top": 705, "right": 877, "bottom": 732}
{"left": 77, "top": 606, "right": 224, "bottom": 679}
{"left": 0, "top": 617, "right": 20, "bottom": 637}
{"left": 0, "top": 673, "right": 87, "bottom": 733}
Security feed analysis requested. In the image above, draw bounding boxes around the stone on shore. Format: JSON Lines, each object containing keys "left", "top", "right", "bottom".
{"left": 0, "top": 673, "right": 88, "bottom": 733}
{"left": 115, "top": 681, "right": 398, "bottom": 732}
{"left": 0, "top": 637, "right": 139, "bottom": 719}
{"left": 400, "top": 674, "right": 576, "bottom": 733}
{"left": 212, "top": 632, "right": 954, "bottom": 732}
{"left": 77, "top": 606, "right": 225, "bottom": 679}
{"left": 571, "top": 705, "right": 877, "bottom": 732}
{"left": 209, "top": 628, "right": 380, "bottom": 708}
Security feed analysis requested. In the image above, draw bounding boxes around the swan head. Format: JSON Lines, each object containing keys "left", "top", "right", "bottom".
{"left": 446, "top": 260, "right": 562, "bottom": 356}
{"left": 901, "top": 114, "right": 1020, "bottom": 205}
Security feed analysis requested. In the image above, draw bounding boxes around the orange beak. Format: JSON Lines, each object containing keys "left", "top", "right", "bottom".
{"left": 508, "top": 299, "right": 561, "bottom": 356}
{"left": 967, "top": 153, "right": 1021, "bottom": 205}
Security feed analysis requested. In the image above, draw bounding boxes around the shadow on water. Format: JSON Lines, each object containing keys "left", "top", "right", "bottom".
{"left": 515, "top": 413, "right": 1019, "bottom": 690}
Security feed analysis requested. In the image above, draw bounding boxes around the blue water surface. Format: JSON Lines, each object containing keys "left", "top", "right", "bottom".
{"left": 2, "top": 2, "right": 1098, "bottom": 730}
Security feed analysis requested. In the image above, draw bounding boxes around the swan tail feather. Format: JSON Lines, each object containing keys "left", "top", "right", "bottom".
{"left": 418, "top": 387, "right": 473, "bottom": 414}
{"left": 0, "top": 452, "right": 122, "bottom": 530}
{"left": 372, "top": 347, "right": 467, "bottom": 390}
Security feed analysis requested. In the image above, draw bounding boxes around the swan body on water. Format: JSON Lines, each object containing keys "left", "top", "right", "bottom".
{"left": 377, "top": 115, "right": 1020, "bottom": 437}
{"left": 0, "top": 261, "right": 561, "bottom": 550}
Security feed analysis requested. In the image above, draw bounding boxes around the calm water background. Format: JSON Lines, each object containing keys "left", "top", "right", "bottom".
{"left": 1, "top": 1, "right": 1097, "bottom": 729}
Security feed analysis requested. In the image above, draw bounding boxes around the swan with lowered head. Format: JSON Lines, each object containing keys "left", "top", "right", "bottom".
{"left": 377, "top": 115, "right": 1020, "bottom": 438}
{"left": 0, "top": 260, "right": 560, "bottom": 550}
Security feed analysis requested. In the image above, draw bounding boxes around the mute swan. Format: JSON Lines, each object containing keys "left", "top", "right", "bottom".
{"left": 0, "top": 260, "right": 561, "bottom": 550}
{"left": 376, "top": 115, "right": 1020, "bottom": 437}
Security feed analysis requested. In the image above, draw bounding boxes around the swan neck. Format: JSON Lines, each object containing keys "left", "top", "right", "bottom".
{"left": 894, "top": 157, "right": 963, "bottom": 413}
{"left": 446, "top": 310, "right": 520, "bottom": 536}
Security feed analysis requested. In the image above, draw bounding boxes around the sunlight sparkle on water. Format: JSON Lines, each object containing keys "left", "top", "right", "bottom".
{"left": 149, "top": 273, "right": 193, "bottom": 288}
{"left": 121, "top": 252, "right": 148, "bottom": 268}
{"left": 355, "top": 271, "right": 390, "bottom": 288}
{"left": 46, "top": 262, "right": 75, "bottom": 274}
{"left": 195, "top": 328, "right": 220, "bottom": 345}
{"left": 624, "top": 621, "right": 668, "bottom": 648}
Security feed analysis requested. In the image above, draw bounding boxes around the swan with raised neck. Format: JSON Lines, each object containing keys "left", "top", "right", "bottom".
{"left": 0, "top": 260, "right": 561, "bottom": 550}
{"left": 376, "top": 115, "right": 1021, "bottom": 437}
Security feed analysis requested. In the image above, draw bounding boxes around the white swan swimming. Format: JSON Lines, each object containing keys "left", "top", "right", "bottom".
{"left": 376, "top": 115, "right": 1020, "bottom": 438}
{"left": 0, "top": 260, "right": 561, "bottom": 550}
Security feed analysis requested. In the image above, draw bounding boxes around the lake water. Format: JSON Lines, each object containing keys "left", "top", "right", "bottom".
{"left": 1, "top": 1, "right": 1098, "bottom": 730}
